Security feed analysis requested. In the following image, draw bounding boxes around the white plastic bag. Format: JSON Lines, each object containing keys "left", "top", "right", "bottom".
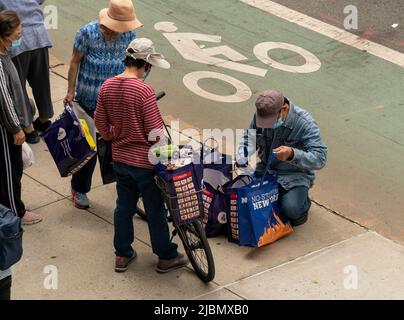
{"left": 22, "top": 142, "right": 34, "bottom": 170}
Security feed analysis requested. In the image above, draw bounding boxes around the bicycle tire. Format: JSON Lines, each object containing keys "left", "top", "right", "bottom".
{"left": 176, "top": 220, "right": 215, "bottom": 283}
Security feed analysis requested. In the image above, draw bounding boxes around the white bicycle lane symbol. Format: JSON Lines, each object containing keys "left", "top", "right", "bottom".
{"left": 154, "top": 21, "right": 322, "bottom": 103}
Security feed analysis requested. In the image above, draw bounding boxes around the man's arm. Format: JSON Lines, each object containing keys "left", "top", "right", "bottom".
{"left": 276, "top": 121, "right": 327, "bottom": 170}
{"left": 63, "top": 48, "right": 84, "bottom": 106}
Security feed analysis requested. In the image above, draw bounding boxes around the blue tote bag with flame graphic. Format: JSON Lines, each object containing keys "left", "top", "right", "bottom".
{"left": 236, "top": 153, "right": 293, "bottom": 247}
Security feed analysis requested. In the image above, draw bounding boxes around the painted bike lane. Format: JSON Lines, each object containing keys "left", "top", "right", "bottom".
{"left": 48, "top": 0, "right": 404, "bottom": 242}
{"left": 133, "top": 0, "right": 404, "bottom": 242}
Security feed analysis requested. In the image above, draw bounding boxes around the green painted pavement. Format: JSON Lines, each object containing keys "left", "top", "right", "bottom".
{"left": 48, "top": 0, "right": 404, "bottom": 241}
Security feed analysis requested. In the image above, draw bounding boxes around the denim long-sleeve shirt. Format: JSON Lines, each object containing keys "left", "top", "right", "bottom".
{"left": 237, "top": 102, "right": 328, "bottom": 190}
{"left": 0, "top": 0, "right": 52, "bottom": 58}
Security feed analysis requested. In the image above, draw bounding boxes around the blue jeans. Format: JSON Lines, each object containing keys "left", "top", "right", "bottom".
{"left": 113, "top": 162, "right": 178, "bottom": 259}
{"left": 279, "top": 186, "right": 311, "bottom": 221}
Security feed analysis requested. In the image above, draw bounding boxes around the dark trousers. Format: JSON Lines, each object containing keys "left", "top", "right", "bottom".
{"left": 12, "top": 47, "right": 54, "bottom": 123}
{"left": 0, "top": 276, "right": 12, "bottom": 301}
{"left": 279, "top": 186, "right": 311, "bottom": 221}
{"left": 0, "top": 126, "right": 25, "bottom": 217}
{"left": 113, "top": 162, "right": 178, "bottom": 259}
{"left": 71, "top": 105, "right": 97, "bottom": 194}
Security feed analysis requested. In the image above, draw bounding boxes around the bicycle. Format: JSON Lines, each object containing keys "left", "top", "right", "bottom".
{"left": 138, "top": 91, "right": 215, "bottom": 283}
{"left": 155, "top": 174, "right": 215, "bottom": 283}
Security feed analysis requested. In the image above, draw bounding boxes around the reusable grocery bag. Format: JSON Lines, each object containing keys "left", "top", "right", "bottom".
{"left": 0, "top": 203, "right": 23, "bottom": 270}
{"left": 223, "top": 175, "right": 253, "bottom": 244}
{"left": 202, "top": 144, "right": 233, "bottom": 237}
{"left": 224, "top": 153, "right": 293, "bottom": 247}
{"left": 237, "top": 173, "right": 293, "bottom": 247}
{"left": 154, "top": 147, "right": 204, "bottom": 226}
{"left": 41, "top": 106, "right": 96, "bottom": 177}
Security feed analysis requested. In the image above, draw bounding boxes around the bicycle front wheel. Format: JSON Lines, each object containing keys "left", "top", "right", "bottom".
{"left": 176, "top": 220, "right": 215, "bottom": 283}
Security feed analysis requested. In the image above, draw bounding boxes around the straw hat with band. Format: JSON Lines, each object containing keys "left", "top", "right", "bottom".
{"left": 125, "top": 38, "right": 171, "bottom": 69}
{"left": 99, "top": 0, "right": 142, "bottom": 33}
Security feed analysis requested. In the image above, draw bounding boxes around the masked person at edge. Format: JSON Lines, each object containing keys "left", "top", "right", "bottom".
{"left": 0, "top": 0, "right": 54, "bottom": 144}
{"left": 0, "top": 10, "right": 44, "bottom": 300}
{"left": 63, "top": 0, "right": 142, "bottom": 209}
{"left": 236, "top": 90, "right": 328, "bottom": 226}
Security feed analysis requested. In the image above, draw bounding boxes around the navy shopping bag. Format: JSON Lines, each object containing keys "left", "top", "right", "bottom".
{"left": 223, "top": 175, "right": 254, "bottom": 244}
{"left": 41, "top": 106, "right": 96, "bottom": 177}
{"left": 202, "top": 145, "right": 233, "bottom": 237}
{"left": 0, "top": 204, "right": 23, "bottom": 270}
{"left": 202, "top": 183, "right": 228, "bottom": 237}
{"left": 155, "top": 147, "right": 204, "bottom": 226}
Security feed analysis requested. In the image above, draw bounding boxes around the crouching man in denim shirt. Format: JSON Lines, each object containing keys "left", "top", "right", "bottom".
{"left": 237, "top": 89, "right": 328, "bottom": 226}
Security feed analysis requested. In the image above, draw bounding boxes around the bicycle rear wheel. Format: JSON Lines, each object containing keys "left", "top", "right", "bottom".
{"left": 176, "top": 220, "right": 215, "bottom": 283}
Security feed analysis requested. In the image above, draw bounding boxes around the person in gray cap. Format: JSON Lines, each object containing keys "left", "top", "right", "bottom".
{"left": 237, "top": 89, "right": 328, "bottom": 226}
{"left": 95, "top": 38, "right": 189, "bottom": 274}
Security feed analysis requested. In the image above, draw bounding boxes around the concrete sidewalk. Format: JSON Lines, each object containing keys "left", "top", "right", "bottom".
{"left": 12, "top": 54, "right": 404, "bottom": 300}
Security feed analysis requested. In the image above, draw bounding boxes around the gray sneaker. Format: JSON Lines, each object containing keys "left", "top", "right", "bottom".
{"left": 71, "top": 189, "right": 90, "bottom": 209}
{"left": 156, "top": 253, "right": 189, "bottom": 273}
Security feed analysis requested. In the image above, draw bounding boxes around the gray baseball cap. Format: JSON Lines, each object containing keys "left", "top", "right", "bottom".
{"left": 255, "top": 90, "right": 284, "bottom": 128}
{"left": 125, "top": 38, "right": 170, "bottom": 69}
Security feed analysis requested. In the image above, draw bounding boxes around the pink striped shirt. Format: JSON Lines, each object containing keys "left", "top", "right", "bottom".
{"left": 94, "top": 77, "right": 164, "bottom": 169}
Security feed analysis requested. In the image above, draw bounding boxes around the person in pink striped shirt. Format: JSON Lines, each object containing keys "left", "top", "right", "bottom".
{"left": 95, "top": 38, "right": 189, "bottom": 274}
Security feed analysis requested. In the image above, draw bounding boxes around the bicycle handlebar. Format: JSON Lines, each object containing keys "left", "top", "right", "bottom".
{"left": 156, "top": 91, "right": 166, "bottom": 101}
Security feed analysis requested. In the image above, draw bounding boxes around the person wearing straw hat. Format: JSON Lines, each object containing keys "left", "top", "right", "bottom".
{"left": 95, "top": 38, "right": 189, "bottom": 274}
{"left": 63, "top": 0, "right": 142, "bottom": 210}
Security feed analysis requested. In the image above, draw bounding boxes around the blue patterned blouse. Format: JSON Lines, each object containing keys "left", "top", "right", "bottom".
{"left": 74, "top": 21, "right": 136, "bottom": 111}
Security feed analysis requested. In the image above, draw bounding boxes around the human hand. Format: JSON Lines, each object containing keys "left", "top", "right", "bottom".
{"left": 63, "top": 91, "right": 75, "bottom": 106}
{"left": 14, "top": 129, "right": 25, "bottom": 145}
{"left": 273, "top": 146, "right": 294, "bottom": 161}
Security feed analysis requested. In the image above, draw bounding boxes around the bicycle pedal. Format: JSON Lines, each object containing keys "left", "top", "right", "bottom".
{"left": 171, "top": 230, "right": 177, "bottom": 240}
